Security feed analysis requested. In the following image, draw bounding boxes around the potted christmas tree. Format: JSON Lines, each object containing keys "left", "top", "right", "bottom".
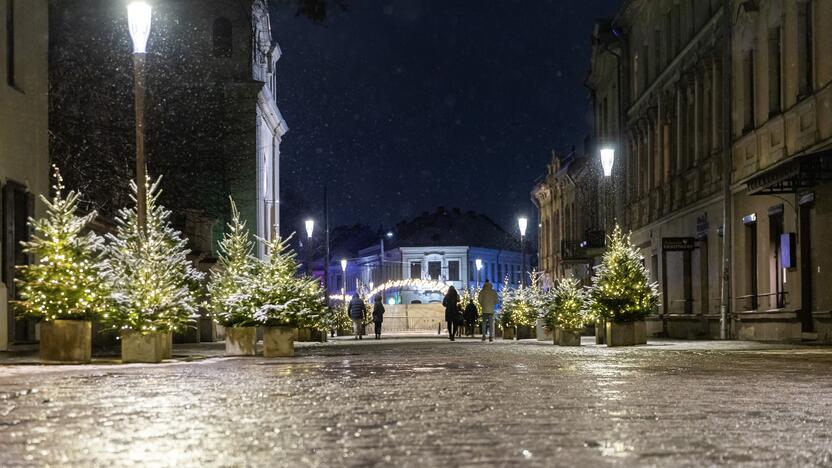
{"left": 253, "top": 236, "right": 325, "bottom": 357}
{"left": 105, "top": 178, "right": 203, "bottom": 363}
{"left": 16, "top": 167, "right": 110, "bottom": 363}
{"left": 587, "top": 226, "right": 659, "bottom": 347}
{"left": 208, "top": 198, "right": 259, "bottom": 356}
{"left": 543, "top": 278, "right": 586, "bottom": 346}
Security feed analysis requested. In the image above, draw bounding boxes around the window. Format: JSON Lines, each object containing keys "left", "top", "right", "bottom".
{"left": 448, "top": 260, "right": 459, "bottom": 281}
{"left": 769, "top": 207, "right": 785, "bottom": 309}
{"left": 745, "top": 219, "right": 758, "bottom": 310}
{"left": 742, "top": 49, "right": 756, "bottom": 133}
{"left": 428, "top": 261, "right": 441, "bottom": 280}
{"left": 5, "top": 0, "right": 14, "bottom": 87}
{"left": 213, "top": 17, "right": 233, "bottom": 57}
{"left": 410, "top": 261, "right": 422, "bottom": 279}
{"left": 797, "top": 1, "right": 814, "bottom": 97}
{"left": 768, "top": 27, "right": 782, "bottom": 115}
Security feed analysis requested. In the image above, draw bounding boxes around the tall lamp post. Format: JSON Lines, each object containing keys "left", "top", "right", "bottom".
{"left": 599, "top": 147, "right": 616, "bottom": 345}
{"left": 475, "top": 258, "right": 483, "bottom": 289}
{"left": 379, "top": 231, "right": 393, "bottom": 301}
{"left": 127, "top": 2, "right": 152, "bottom": 235}
{"left": 340, "top": 258, "right": 348, "bottom": 307}
{"left": 600, "top": 147, "right": 616, "bottom": 232}
{"left": 518, "top": 217, "right": 528, "bottom": 287}
{"left": 305, "top": 219, "right": 314, "bottom": 275}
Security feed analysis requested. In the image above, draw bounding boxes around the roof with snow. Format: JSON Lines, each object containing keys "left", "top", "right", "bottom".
{"left": 387, "top": 207, "right": 521, "bottom": 252}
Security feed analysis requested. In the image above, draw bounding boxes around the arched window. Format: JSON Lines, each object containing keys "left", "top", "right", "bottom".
{"left": 213, "top": 17, "right": 232, "bottom": 57}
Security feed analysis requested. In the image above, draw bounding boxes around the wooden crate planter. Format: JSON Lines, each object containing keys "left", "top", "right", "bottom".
{"left": 557, "top": 328, "right": 582, "bottom": 346}
{"left": 225, "top": 326, "right": 257, "bottom": 356}
{"left": 263, "top": 326, "right": 295, "bottom": 357}
{"left": 160, "top": 332, "right": 172, "bottom": 360}
{"left": 122, "top": 330, "right": 164, "bottom": 363}
{"left": 605, "top": 321, "right": 647, "bottom": 347}
{"left": 39, "top": 320, "right": 92, "bottom": 363}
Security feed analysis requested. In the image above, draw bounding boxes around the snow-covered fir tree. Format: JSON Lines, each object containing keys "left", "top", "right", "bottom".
{"left": 16, "top": 166, "right": 110, "bottom": 322}
{"left": 587, "top": 225, "right": 659, "bottom": 323}
{"left": 208, "top": 198, "right": 259, "bottom": 327}
{"left": 252, "top": 235, "right": 326, "bottom": 328}
{"left": 105, "top": 177, "right": 204, "bottom": 334}
{"left": 543, "top": 277, "right": 587, "bottom": 332}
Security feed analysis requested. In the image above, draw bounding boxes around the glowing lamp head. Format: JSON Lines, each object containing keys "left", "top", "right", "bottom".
{"left": 340, "top": 258, "right": 347, "bottom": 272}
{"left": 127, "top": 2, "right": 152, "bottom": 54}
{"left": 305, "top": 219, "right": 314, "bottom": 239}
{"left": 600, "top": 147, "right": 615, "bottom": 177}
{"left": 475, "top": 258, "right": 482, "bottom": 271}
{"left": 387, "top": 297, "right": 395, "bottom": 305}
{"left": 518, "top": 217, "right": 528, "bottom": 237}
{"left": 386, "top": 231, "right": 393, "bottom": 238}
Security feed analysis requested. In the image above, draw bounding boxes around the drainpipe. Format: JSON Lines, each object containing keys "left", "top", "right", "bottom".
{"left": 720, "top": 0, "right": 734, "bottom": 340}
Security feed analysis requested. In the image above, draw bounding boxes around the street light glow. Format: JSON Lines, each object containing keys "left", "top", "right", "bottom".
{"left": 127, "top": 2, "right": 152, "bottom": 54}
{"left": 601, "top": 147, "right": 615, "bottom": 177}
{"left": 475, "top": 258, "right": 482, "bottom": 271}
{"left": 305, "top": 219, "right": 314, "bottom": 239}
{"left": 518, "top": 217, "right": 528, "bottom": 237}
{"left": 340, "top": 258, "right": 347, "bottom": 272}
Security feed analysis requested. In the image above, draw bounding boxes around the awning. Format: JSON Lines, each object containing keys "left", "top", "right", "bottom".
{"left": 747, "top": 149, "right": 832, "bottom": 195}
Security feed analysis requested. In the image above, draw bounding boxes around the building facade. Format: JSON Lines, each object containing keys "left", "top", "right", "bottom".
{"left": 49, "top": 0, "right": 287, "bottom": 260}
{"left": 729, "top": 0, "right": 832, "bottom": 341}
{"left": 0, "top": 0, "right": 50, "bottom": 350}
{"left": 532, "top": 149, "right": 603, "bottom": 287}
{"left": 535, "top": 0, "right": 832, "bottom": 342}
{"left": 328, "top": 208, "right": 525, "bottom": 304}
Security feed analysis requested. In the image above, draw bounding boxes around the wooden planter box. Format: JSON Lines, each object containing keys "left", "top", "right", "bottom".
{"left": 516, "top": 325, "right": 535, "bottom": 340}
{"left": 502, "top": 327, "right": 515, "bottom": 340}
{"left": 595, "top": 321, "right": 606, "bottom": 344}
{"left": 605, "top": 321, "right": 647, "bottom": 347}
{"left": 557, "top": 328, "right": 581, "bottom": 346}
{"left": 310, "top": 328, "right": 327, "bottom": 342}
{"left": 263, "top": 326, "right": 295, "bottom": 357}
{"left": 39, "top": 320, "right": 92, "bottom": 363}
{"left": 122, "top": 330, "right": 163, "bottom": 363}
{"left": 296, "top": 328, "right": 313, "bottom": 342}
{"left": 225, "top": 326, "right": 257, "bottom": 356}
{"left": 160, "top": 332, "right": 172, "bottom": 360}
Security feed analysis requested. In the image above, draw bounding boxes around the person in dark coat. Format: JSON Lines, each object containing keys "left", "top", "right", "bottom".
{"left": 442, "top": 286, "right": 460, "bottom": 341}
{"left": 464, "top": 299, "right": 478, "bottom": 337}
{"left": 372, "top": 295, "right": 385, "bottom": 339}
{"left": 348, "top": 294, "right": 366, "bottom": 340}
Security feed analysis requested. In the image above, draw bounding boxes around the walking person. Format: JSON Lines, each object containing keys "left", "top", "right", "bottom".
{"left": 478, "top": 280, "right": 498, "bottom": 342}
{"left": 464, "top": 298, "right": 478, "bottom": 337}
{"left": 372, "top": 295, "right": 385, "bottom": 339}
{"left": 442, "top": 286, "right": 460, "bottom": 341}
{"left": 348, "top": 294, "right": 366, "bottom": 340}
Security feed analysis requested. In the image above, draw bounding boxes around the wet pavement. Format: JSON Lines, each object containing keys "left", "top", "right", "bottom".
{"left": 2, "top": 336, "right": 832, "bottom": 467}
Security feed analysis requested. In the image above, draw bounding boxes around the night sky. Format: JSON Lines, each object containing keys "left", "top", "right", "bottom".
{"left": 269, "top": 0, "right": 621, "bottom": 237}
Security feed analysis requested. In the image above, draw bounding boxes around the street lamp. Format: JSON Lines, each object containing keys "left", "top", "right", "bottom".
{"left": 475, "top": 258, "right": 483, "bottom": 289}
{"left": 518, "top": 217, "right": 528, "bottom": 287}
{"left": 380, "top": 231, "right": 393, "bottom": 302}
{"left": 127, "top": 2, "right": 152, "bottom": 236}
{"left": 600, "top": 147, "right": 615, "bottom": 177}
{"left": 600, "top": 147, "right": 616, "bottom": 233}
{"left": 341, "top": 258, "right": 348, "bottom": 311}
{"left": 304, "top": 219, "right": 315, "bottom": 275}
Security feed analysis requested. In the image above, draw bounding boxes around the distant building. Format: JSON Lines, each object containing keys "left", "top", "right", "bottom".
{"left": 329, "top": 208, "right": 526, "bottom": 304}
{"left": 0, "top": 0, "right": 49, "bottom": 349}
{"left": 535, "top": 0, "right": 832, "bottom": 342}
{"left": 531, "top": 148, "right": 603, "bottom": 286}
{"left": 49, "top": 0, "right": 287, "bottom": 259}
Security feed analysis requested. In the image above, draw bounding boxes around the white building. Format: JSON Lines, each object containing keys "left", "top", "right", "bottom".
{"left": 329, "top": 208, "right": 526, "bottom": 304}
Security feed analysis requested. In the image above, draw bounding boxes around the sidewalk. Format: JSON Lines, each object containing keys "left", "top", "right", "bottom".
{"left": 2, "top": 335, "right": 830, "bottom": 367}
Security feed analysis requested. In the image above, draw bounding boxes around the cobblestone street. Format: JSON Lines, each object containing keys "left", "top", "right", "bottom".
{"left": 2, "top": 337, "right": 832, "bottom": 467}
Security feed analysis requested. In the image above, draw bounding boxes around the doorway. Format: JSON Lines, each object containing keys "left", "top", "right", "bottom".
{"left": 3, "top": 181, "right": 36, "bottom": 345}
{"left": 798, "top": 196, "right": 814, "bottom": 333}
